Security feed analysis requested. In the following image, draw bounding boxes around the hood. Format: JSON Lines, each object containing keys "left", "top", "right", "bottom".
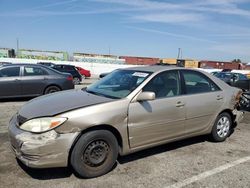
{"left": 18, "top": 89, "right": 115, "bottom": 120}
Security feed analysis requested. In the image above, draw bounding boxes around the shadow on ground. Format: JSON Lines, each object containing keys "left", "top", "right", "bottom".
{"left": 17, "top": 135, "right": 207, "bottom": 180}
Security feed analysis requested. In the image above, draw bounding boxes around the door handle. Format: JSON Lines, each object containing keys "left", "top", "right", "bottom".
{"left": 216, "top": 95, "right": 223, "bottom": 100}
{"left": 176, "top": 101, "right": 185, "bottom": 107}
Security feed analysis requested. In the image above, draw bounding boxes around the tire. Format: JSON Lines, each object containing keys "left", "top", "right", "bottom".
{"left": 210, "top": 112, "right": 232, "bottom": 142}
{"left": 70, "top": 130, "right": 119, "bottom": 178}
{"left": 44, "top": 86, "right": 60, "bottom": 94}
{"left": 73, "top": 77, "right": 80, "bottom": 85}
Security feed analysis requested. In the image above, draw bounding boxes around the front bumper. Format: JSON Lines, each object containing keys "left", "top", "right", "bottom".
{"left": 8, "top": 114, "right": 79, "bottom": 168}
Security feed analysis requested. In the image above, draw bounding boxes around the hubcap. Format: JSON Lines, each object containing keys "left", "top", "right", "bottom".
{"left": 83, "top": 140, "right": 109, "bottom": 167}
{"left": 49, "top": 89, "right": 57, "bottom": 93}
{"left": 73, "top": 78, "right": 80, "bottom": 84}
{"left": 217, "top": 116, "right": 230, "bottom": 138}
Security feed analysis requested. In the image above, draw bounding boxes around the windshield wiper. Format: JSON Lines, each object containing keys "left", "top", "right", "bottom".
{"left": 85, "top": 89, "right": 119, "bottom": 99}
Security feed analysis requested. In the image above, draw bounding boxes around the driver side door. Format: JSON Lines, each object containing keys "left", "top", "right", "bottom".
{"left": 128, "top": 70, "right": 186, "bottom": 148}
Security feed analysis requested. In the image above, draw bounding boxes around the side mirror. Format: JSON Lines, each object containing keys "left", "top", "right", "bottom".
{"left": 137, "top": 92, "right": 155, "bottom": 101}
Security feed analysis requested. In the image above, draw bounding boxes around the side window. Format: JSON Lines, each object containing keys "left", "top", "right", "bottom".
{"left": 24, "top": 66, "right": 48, "bottom": 76}
{"left": 143, "top": 71, "right": 180, "bottom": 98}
{"left": 0, "top": 67, "right": 20, "bottom": 77}
{"left": 182, "top": 71, "right": 220, "bottom": 94}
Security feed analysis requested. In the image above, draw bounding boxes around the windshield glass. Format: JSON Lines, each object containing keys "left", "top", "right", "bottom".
{"left": 86, "top": 69, "right": 151, "bottom": 99}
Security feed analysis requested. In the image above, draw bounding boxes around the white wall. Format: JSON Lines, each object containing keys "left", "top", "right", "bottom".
{"left": 0, "top": 58, "right": 141, "bottom": 78}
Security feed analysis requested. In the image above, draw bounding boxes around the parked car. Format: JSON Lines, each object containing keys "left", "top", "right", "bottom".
{"left": 215, "top": 72, "right": 250, "bottom": 91}
{"left": 52, "top": 64, "right": 82, "bottom": 85}
{"left": 0, "top": 64, "right": 74, "bottom": 99}
{"left": 37, "top": 62, "right": 55, "bottom": 67}
{"left": 0, "top": 62, "right": 12, "bottom": 66}
{"left": 9, "top": 66, "right": 244, "bottom": 178}
{"left": 76, "top": 66, "right": 91, "bottom": 78}
{"left": 99, "top": 72, "right": 110, "bottom": 78}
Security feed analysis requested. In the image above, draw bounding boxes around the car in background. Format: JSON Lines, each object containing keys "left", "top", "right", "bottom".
{"left": 0, "top": 62, "right": 12, "bottom": 66}
{"left": 37, "top": 62, "right": 55, "bottom": 67}
{"left": 99, "top": 72, "right": 110, "bottom": 78}
{"left": 9, "top": 66, "right": 243, "bottom": 178}
{"left": 76, "top": 66, "right": 91, "bottom": 78}
{"left": 0, "top": 64, "right": 74, "bottom": 99}
{"left": 52, "top": 64, "right": 82, "bottom": 85}
{"left": 215, "top": 72, "right": 250, "bottom": 91}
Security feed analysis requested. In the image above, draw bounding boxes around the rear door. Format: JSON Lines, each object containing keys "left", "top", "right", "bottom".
{"left": 128, "top": 70, "right": 186, "bottom": 148}
{"left": 20, "top": 66, "right": 48, "bottom": 96}
{"left": 180, "top": 70, "right": 224, "bottom": 134}
{"left": 0, "top": 66, "right": 21, "bottom": 97}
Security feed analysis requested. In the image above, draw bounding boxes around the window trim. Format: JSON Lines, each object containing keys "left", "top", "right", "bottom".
{"left": 180, "top": 70, "right": 222, "bottom": 95}
{"left": 22, "top": 66, "right": 49, "bottom": 76}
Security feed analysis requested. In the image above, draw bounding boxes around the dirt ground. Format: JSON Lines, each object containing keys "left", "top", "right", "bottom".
{"left": 0, "top": 80, "right": 249, "bottom": 188}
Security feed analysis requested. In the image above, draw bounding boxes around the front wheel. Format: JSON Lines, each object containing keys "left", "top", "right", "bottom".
{"left": 210, "top": 112, "right": 232, "bottom": 142}
{"left": 70, "top": 130, "right": 118, "bottom": 178}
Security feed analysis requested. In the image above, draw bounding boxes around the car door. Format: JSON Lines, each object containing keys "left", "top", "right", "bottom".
{"left": 128, "top": 70, "right": 186, "bottom": 148}
{"left": 0, "top": 66, "right": 21, "bottom": 97}
{"left": 20, "top": 66, "right": 48, "bottom": 96}
{"left": 180, "top": 70, "right": 224, "bottom": 134}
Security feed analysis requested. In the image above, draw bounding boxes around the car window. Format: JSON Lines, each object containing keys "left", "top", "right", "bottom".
{"left": 182, "top": 70, "right": 220, "bottom": 94}
{"left": 238, "top": 73, "right": 248, "bottom": 80}
{"left": 87, "top": 70, "right": 151, "bottom": 99}
{"left": 143, "top": 71, "right": 180, "bottom": 98}
{"left": 0, "top": 67, "right": 20, "bottom": 77}
{"left": 24, "top": 66, "right": 48, "bottom": 76}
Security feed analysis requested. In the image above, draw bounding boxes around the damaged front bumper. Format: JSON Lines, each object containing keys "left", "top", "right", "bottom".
{"left": 8, "top": 114, "right": 80, "bottom": 168}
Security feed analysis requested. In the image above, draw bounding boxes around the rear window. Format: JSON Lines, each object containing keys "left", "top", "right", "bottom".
{"left": 0, "top": 67, "right": 20, "bottom": 77}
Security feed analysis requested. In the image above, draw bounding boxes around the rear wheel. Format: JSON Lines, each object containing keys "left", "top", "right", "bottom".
{"left": 73, "top": 77, "right": 80, "bottom": 85}
{"left": 70, "top": 130, "right": 118, "bottom": 178}
{"left": 210, "top": 112, "right": 232, "bottom": 142}
{"left": 44, "top": 86, "right": 60, "bottom": 94}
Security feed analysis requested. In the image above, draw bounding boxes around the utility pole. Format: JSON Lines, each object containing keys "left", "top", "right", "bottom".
{"left": 177, "top": 48, "right": 181, "bottom": 59}
{"left": 16, "top": 38, "right": 19, "bottom": 57}
{"left": 108, "top": 45, "right": 111, "bottom": 56}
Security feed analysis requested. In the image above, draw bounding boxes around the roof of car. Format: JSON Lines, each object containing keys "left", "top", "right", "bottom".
{"left": 124, "top": 65, "right": 185, "bottom": 73}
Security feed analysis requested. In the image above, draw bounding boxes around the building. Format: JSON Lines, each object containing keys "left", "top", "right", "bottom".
{"left": 0, "top": 48, "right": 15, "bottom": 58}
{"left": 73, "top": 53, "right": 125, "bottom": 64}
{"left": 18, "top": 49, "right": 68, "bottom": 61}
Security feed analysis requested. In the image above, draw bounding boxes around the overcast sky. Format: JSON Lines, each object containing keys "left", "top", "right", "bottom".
{"left": 0, "top": 0, "right": 250, "bottom": 62}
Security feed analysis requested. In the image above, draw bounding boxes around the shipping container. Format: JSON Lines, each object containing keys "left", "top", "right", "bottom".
{"left": 184, "top": 59, "right": 199, "bottom": 68}
{"left": 160, "top": 58, "right": 177, "bottom": 65}
{"left": 119, "top": 56, "right": 159, "bottom": 65}
{"left": 199, "top": 60, "right": 241, "bottom": 70}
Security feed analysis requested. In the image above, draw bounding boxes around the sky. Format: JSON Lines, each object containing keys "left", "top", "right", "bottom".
{"left": 0, "top": 0, "right": 250, "bottom": 62}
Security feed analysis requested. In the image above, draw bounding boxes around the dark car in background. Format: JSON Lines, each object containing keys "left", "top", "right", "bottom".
{"left": 0, "top": 64, "right": 74, "bottom": 99}
{"left": 215, "top": 72, "right": 250, "bottom": 91}
{"left": 52, "top": 64, "right": 82, "bottom": 85}
{"left": 37, "top": 62, "right": 55, "bottom": 67}
{"left": 0, "top": 62, "right": 12, "bottom": 66}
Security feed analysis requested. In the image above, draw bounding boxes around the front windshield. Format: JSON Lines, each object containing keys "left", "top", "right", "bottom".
{"left": 86, "top": 69, "right": 151, "bottom": 99}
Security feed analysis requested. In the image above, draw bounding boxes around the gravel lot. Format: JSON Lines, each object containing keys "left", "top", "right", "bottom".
{"left": 0, "top": 78, "right": 250, "bottom": 188}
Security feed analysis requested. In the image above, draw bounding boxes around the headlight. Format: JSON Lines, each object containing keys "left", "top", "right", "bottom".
{"left": 20, "top": 117, "right": 67, "bottom": 133}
